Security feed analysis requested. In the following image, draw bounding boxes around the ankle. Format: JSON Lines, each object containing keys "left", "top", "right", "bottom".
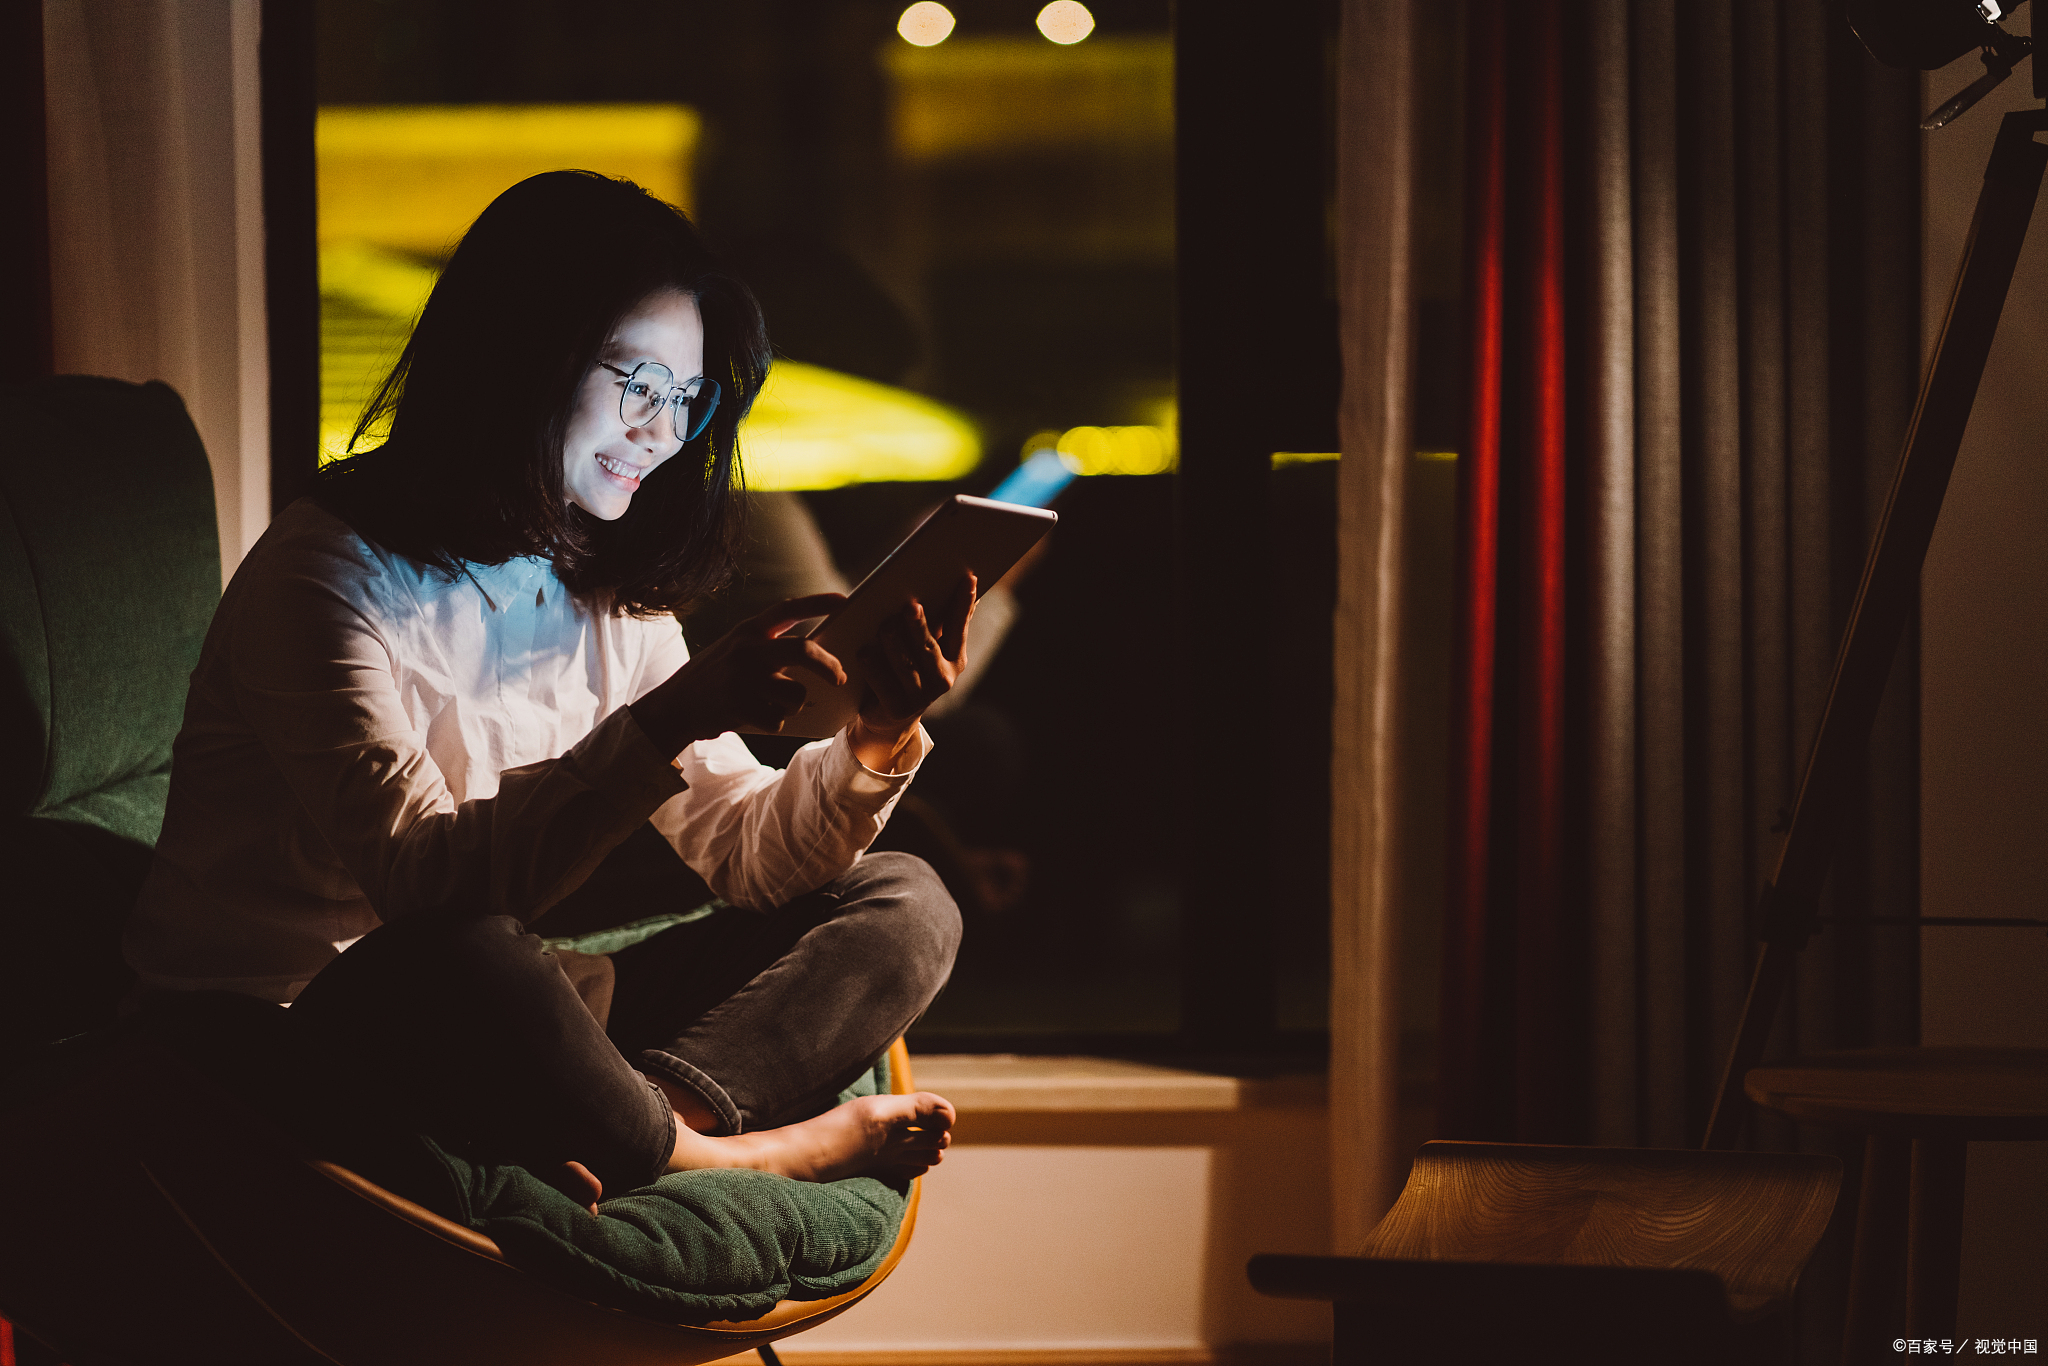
{"left": 651, "top": 1077, "right": 724, "bottom": 1135}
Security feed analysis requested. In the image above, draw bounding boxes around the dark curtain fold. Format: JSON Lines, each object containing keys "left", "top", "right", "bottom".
{"left": 1442, "top": 0, "right": 1509, "bottom": 1141}
{"left": 1, "top": 0, "right": 53, "bottom": 383}
{"left": 1439, "top": 0, "right": 1923, "bottom": 1177}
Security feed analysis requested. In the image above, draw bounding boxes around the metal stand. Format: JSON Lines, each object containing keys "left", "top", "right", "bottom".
{"left": 1702, "top": 101, "right": 2048, "bottom": 1151}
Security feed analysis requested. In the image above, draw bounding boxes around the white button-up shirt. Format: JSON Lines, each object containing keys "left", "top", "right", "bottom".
{"left": 124, "top": 499, "right": 925, "bottom": 1004}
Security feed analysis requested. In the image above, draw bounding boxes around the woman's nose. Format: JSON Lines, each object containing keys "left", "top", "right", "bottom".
{"left": 627, "top": 413, "right": 672, "bottom": 453}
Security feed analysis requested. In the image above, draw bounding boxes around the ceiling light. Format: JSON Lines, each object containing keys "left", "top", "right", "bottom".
{"left": 898, "top": 2, "right": 956, "bottom": 46}
{"left": 1036, "top": 1, "right": 1096, "bottom": 43}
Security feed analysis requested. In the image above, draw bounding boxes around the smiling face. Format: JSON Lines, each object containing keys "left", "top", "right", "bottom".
{"left": 562, "top": 288, "right": 706, "bottom": 521}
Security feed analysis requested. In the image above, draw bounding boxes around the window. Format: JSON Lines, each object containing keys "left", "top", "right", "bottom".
{"left": 312, "top": 0, "right": 1338, "bottom": 1059}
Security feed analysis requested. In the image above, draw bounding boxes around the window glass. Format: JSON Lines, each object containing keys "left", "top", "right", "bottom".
{"left": 315, "top": 1, "right": 1327, "bottom": 1051}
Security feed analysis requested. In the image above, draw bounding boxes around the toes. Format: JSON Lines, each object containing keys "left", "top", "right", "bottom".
{"left": 562, "top": 1161, "right": 603, "bottom": 1217}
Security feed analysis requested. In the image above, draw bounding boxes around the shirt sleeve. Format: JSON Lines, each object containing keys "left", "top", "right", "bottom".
{"left": 225, "top": 548, "right": 687, "bottom": 922}
{"left": 633, "top": 617, "right": 929, "bottom": 910}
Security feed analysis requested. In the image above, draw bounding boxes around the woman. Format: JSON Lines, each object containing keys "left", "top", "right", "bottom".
{"left": 122, "top": 170, "right": 968, "bottom": 1205}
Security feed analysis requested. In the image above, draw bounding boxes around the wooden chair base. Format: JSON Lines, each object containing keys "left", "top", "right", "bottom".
{"left": 0, "top": 1038, "right": 921, "bottom": 1366}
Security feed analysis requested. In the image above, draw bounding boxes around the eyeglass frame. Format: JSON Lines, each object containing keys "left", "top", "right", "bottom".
{"left": 597, "top": 360, "right": 721, "bottom": 446}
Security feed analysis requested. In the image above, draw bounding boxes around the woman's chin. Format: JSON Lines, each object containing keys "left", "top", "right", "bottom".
{"left": 568, "top": 492, "right": 632, "bottom": 522}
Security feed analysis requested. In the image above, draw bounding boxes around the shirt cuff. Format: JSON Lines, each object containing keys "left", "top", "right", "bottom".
{"left": 827, "top": 723, "right": 933, "bottom": 799}
{"left": 564, "top": 705, "right": 691, "bottom": 821}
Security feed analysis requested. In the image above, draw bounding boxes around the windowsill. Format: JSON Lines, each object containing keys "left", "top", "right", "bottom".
{"left": 907, "top": 1053, "right": 1327, "bottom": 1113}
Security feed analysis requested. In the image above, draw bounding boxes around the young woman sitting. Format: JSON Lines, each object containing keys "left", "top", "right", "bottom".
{"left": 122, "top": 169, "right": 970, "bottom": 1207}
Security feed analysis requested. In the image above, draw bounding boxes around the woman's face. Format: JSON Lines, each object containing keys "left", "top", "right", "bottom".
{"left": 562, "top": 288, "right": 706, "bottom": 521}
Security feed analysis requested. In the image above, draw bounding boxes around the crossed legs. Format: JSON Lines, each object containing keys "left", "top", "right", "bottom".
{"left": 287, "top": 851, "right": 961, "bottom": 1199}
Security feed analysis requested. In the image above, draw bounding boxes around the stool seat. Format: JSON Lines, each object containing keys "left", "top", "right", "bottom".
{"left": 1248, "top": 1142, "right": 1841, "bottom": 1364}
{"left": 1745, "top": 1047, "right": 2048, "bottom": 1139}
{"left": 1743, "top": 1045, "right": 2048, "bottom": 1360}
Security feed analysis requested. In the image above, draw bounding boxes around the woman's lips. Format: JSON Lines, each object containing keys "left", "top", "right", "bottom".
{"left": 596, "top": 452, "right": 645, "bottom": 489}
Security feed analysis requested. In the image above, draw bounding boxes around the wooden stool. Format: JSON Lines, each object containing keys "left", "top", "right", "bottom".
{"left": 1250, "top": 1141, "right": 1840, "bottom": 1365}
{"left": 1746, "top": 1046, "right": 2048, "bottom": 1361}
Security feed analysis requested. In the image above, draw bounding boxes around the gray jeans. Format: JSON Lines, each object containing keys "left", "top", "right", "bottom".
{"left": 287, "top": 851, "right": 961, "bottom": 1196}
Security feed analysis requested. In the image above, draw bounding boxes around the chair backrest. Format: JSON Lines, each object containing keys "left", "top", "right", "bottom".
{"left": 0, "top": 376, "right": 219, "bottom": 1056}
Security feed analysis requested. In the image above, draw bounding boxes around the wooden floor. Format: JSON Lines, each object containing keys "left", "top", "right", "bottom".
{"left": 711, "top": 1348, "right": 1328, "bottom": 1366}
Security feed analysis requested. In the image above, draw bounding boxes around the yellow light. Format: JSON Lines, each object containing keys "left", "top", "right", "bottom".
{"left": 317, "top": 104, "right": 699, "bottom": 255}
{"left": 1054, "top": 424, "right": 1174, "bottom": 476}
{"left": 1036, "top": 1, "right": 1096, "bottom": 43}
{"left": 1271, "top": 451, "right": 1339, "bottom": 467}
{"left": 741, "top": 361, "right": 981, "bottom": 490}
{"left": 885, "top": 36, "right": 1170, "bottom": 165}
{"left": 319, "top": 242, "right": 439, "bottom": 461}
{"left": 898, "top": 2, "right": 956, "bottom": 45}
{"left": 1020, "top": 430, "right": 1065, "bottom": 460}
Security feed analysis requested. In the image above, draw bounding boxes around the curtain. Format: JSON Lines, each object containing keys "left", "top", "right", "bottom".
{"left": 2, "top": 1, "right": 53, "bottom": 383}
{"left": 1439, "top": 0, "right": 1923, "bottom": 1166}
{"left": 41, "top": 0, "right": 272, "bottom": 580}
{"left": 1331, "top": 0, "right": 1418, "bottom": 1246}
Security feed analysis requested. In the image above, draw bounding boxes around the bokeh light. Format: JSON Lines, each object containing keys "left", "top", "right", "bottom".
{"left": 1037, "top": 424, "right": 1174, "bottom": 476}
{"left": 740, "top": 361, "right": 982, "bottom": 490}
{"left": 897, "top": 2, "right": 956, "bottom": 46}
{"left": 1035, "top": 1, "right": 1096, "bottom": 44}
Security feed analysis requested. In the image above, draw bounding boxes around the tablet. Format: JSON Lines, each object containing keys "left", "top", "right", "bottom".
{"left": 751, "top": 494, "right": 1057, "bottom": 739}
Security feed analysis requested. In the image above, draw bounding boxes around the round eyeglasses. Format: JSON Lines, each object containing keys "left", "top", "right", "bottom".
{"left": 599, "top": 361, "right": 722, "bottom": 445}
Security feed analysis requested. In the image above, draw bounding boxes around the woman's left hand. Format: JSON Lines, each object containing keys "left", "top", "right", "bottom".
{"left": 848, "top": 571, "right": 976, "bottom": 772}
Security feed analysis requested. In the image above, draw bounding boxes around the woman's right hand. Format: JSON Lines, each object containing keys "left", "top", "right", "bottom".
{"left": 629, "top": 593, "right": 849, "bottom": 756}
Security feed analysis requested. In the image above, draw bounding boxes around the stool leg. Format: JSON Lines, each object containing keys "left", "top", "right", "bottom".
{"left": 1842, "top": 1135, "right": 1911, "bottom": 1366}
{"left": 1331, "top": 1301, "right": 1362, "bottom": 1366}
{"left": 1906, "top": 1138, "right": 1967, "bottom": 1340}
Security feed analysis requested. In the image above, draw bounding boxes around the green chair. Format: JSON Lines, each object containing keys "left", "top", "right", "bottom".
{"left": 0, "top": 376, "right": 921, "bottom": 1365}
{"left": 0, "top": 376, "right": 219, "bottom": 1067}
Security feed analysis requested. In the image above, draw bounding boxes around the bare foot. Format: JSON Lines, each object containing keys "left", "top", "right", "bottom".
{"left": 562, "top": 1160, "right": 604, "bottom": 1216}
{"left": 663, "top": 1091, "right": 955, "bottom": 1183}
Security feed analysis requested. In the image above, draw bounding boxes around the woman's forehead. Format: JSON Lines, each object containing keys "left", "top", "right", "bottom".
{"left": 604, "top": 289, "right": 703, "bottom": 369}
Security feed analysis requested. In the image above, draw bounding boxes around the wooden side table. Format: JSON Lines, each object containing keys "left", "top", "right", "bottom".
{"left": 1745, "top": 1046, "right": 2048, "bottom": 1363}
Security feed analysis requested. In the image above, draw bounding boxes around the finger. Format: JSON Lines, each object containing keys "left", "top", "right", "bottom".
{"left": 899, "top": 602, "right": 953, "bottom": 691}
{"left": 759, "top": 636, "right": 848, "bottom": 687}
{"left": 883, "top": 618, "right": 935, "bottom": 698}
{"left": 859, "top": 641, "right": 917, "bottom": 720}
{"left": 877, "top": 631, "right": 927, "bottom": 704}
{"left": 950, "top": 571, "right": 978, "bottom": 629}
{"left": 938, "top": 574, "right": 975, "bottom": 663}
{"left": 791, "top": 637, "right": 848, "bottom": 687}
{"left": 747, "top": 676, "right": 810, "bottom": 730}
{"left": 747, "top": 592, "right": 847, "bottom": 639}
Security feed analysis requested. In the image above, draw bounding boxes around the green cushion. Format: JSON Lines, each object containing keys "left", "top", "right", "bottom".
{"left": 0, "top": 376, "right": 220, "bottom": 1055}
{"left": 416, "top": 1053, "right": 901, "bottom": 1322}
{"left": 0, "top": 376, "right": 218, "bottom": 844}
{"left": 426, "top": 1133, "right": 908, "bottom": 1323}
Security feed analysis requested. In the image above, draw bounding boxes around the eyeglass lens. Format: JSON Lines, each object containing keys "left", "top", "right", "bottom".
{"left": 618, "top": 362, "right": 721, "bottom": 444}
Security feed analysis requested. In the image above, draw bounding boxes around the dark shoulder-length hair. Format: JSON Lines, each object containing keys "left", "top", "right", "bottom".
{"left": 313, "top": 170, "right": 767, "bottom": 617}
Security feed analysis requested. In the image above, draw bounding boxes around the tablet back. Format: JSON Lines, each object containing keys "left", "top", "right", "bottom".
{"left": 767, "top": 495, "right": 1056, "bottom": 739}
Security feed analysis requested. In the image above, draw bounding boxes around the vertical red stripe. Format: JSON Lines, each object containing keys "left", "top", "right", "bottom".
{"left": 0, "top": 1312, "right": 16, "bottom": 1366}
{"left": 1442, "top": 0, "right": 1508, "bottom": 1139}
{"left": 1514, "top": 0, "right": 1570, "bottom": 1140}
